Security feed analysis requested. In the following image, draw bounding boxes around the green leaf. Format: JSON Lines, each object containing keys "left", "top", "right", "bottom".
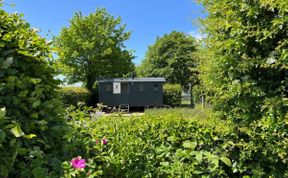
{"left": 193, "top": 169, "right": 203, "bottom": 175}
{"left": 24, "top": 134, "right": 37, "bottom": 139}
{"left": 18, "top": 148, "right": 29, "bottom": 155}
{"left": 210, "top": 159, "right": 219, "bottom": 171}
{"left": 18, "top": 91, "right": 28, "bottom": 97}
{"left": 183, "top": 141, "right": 197, "bottom": 149}
{"left": 31, "top": 78, "right": 42, "bottom": 84}
{"left": 10, "top": 138, "right": 16, "bottom": 147}
{"left": 32, "top": 167, "right": 46, "bottom": 178}
{"left": 167, "top": 135, "right": 178, "bottom": 142}
{"left": 30, "top": 113, "right": 38, "bottom": 119}
{"left": 160, "top": 162, "right": 169, "bottom": 167}
{"left": 0, "top": 130, "right": 6, "bottom": 143}
{"left": 10, "top": 125, "right": 25, "bottom": 137}
{"left": 32, "top": 100, "right": 41, "bottom": 108}
{"left": 220, "top": 157, "right": 232, "bottom": 166}
{"left": 0, "top": 107, "right": 6, "bottom": 120}
{"left": 204, "top": 152, "right": 218, "bottom": 161}
{"left": 195, "top": 152, "right": 203, "bottom": 161}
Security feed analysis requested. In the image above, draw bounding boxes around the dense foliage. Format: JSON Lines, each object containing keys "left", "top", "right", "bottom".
{"left": 198, "top": 0, "right": 288, "bottom": 122}
{"left": 62, "top": 106, "right": 233, "bottom": 177}
{"left": 60, "top": 86, "right": 91, "bottom": 106}
{"left": 2, "top": 1, "right": 287, "bottom": 177}
{"left": 60, "top": 106, "right": 108, "bottom": 178}
{"left": 137, "top": 31, "right": 198, "bottom": 90}
{"left": 62, "top": 106, "right": 288, "bottom": 177}
{"left": 0, "top": 7, "right": 68, "bottom": 177}
{"left": 55, "top": 8, "right": 135, "bottom": 90}
{"left": 163, "top": 83, "right": 182, "bottom": 106}
{"left": 192, "top": 0, "right": 288, "bottom": 176}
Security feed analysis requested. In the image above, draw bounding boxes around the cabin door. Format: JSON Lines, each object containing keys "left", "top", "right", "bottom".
{"left": 120, "top": 82, "right": 130, "bottom": 104}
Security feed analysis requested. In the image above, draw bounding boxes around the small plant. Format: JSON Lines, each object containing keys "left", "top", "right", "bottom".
{"left": 61, "top": 105, "right": 111, "bottom": 177}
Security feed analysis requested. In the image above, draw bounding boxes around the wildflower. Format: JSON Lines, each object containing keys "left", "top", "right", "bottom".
{"left": 102, "top": 138, "right": 108, "bottom": 145}
{"left": 95, "top": 140, "right": 99, "bottom": 144}
{"left": 71, "top": 156, "right": 86, "bottom": 169}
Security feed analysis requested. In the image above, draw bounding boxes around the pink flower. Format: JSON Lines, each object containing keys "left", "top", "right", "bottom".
{"left": 95, "top": 140, "right": 99, "bottom": 144}
{"left": 102, "top": 138, "right": 108, "bottom": 145}
{"left": 70, "top": 156, "right": 86, "bottom": 169}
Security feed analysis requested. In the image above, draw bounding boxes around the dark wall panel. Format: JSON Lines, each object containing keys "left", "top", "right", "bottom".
{"left": 99, "top": 82, "right": 164, "bottom": 107}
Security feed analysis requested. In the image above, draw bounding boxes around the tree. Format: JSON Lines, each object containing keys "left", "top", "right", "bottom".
{"left": 198, "top": 0, "right": 288, "bottom": 122}
{"left": 55, "top": 8, "right": 135, "bottom": 90}
{"left": 137, "top": 31, "right": 198, "bottom": 91}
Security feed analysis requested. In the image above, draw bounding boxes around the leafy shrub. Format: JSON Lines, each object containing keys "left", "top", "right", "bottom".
{"left": 61, "top": 106, "right": 234, "bottom": 177}
{"left": 61, "top": 106, "right": 108, "bottom": 178}
{"left": 198, "top": 0, "right": 288, "bottom": 123}
{"left": 61, "top": 105, "right": 288, "bottom": 177}
{"left": 97, "top": 107, "right": 234, "bottom": 177}
{"left": 60, "top": 86, "right": 91, "bottom": 106}
{"left": 229, "top": 115, "right": 288, "bottom": 177}
{"left": 163, "top": 83, "right": 182, "bottom": 106}
{"left": 0, "top": 8, "right": 68, "bottom": 177}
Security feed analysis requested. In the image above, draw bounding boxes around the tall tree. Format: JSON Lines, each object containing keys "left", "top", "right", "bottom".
{"left": 137, "top": 31, "right": 198, "bottom": 91}
{"left": 198, "top": 0, "right": 288, "bottom": 122}
{"left": 55, "top": 8, "right": 135, "bottom": 90}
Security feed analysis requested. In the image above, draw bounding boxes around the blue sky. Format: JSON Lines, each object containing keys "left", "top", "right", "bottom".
{"left": 3, "top": 0, "right": 205, "bottom": 65}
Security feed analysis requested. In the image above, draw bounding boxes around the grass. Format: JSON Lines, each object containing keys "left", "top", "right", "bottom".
{"left": 181, "top": 98, "right": 191, "bottom": 105}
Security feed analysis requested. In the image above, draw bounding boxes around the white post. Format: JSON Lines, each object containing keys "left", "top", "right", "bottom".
{"left": 201, "top": 96, "right": 204, "bottom": 109}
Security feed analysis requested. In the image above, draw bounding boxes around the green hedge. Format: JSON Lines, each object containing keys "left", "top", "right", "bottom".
{"left": 62, "top": 106, "right": 288, "bottom": 177}
{"left": 163, "top": 83, "right": 182, "bottom": 106}
{"left": 0, "top": 8, "right": 68, "bottom": 177}
{"left": 60, "top": 86, "right": 91, "bottom": 106}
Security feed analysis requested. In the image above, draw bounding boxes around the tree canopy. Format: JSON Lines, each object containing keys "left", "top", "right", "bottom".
{"left": 137, "top": 31, "right": 198, "bottom": 91}
{"left": 55, "top": 8, "right": 135, "bottom": 90}
{"left": 198, "top": 0, "right": 288, "bottom": 122}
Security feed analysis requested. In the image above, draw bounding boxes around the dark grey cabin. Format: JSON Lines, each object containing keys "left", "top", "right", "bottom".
{"left": 98, "top": 78, "right": 165, "bottom": 107}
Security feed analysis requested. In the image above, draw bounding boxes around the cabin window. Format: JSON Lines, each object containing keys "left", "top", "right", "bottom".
{"left": 105, "top": 84, "right": 112, "bottom": 92}
{"left": 153, "top": 83, "right": 159, "bottom": 91}
{"left": 139, "top": 84, "right": 144, "bottom": 92}
{"left": 121, "top": 83, "right": 129, "bottom": 94}
{"left": 113, "top": 82, "right": 121, "bottom": 94}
